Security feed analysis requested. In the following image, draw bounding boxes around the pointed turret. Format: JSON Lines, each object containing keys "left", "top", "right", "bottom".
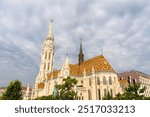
{"left": 60, "top": 54, "right": 70, "bottom": 77}
{"left": 65, "top": 53, "right": 69, "bottom": 65}
{"left": 26, "top": 84, "right": 30, "bottom": 94}
{"left": 78, "top": 39, "right": 84, "bottom": 65}
{"left": 47, "top": 19, "right": 54, "bottom": 40}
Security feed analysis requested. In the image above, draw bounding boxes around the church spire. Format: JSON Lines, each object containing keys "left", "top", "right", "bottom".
{"left": 65, "top": 53, "right": 69, "bottom": 65}
{"left": 78, "top": 38, "right": 84, "bottom": 65}
{"left": 47, "top": 19, "right": 53, "bottom": 39}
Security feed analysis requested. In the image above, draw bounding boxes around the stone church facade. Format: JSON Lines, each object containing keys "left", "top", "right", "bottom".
{"left": 32, "top": 21, "right": 122, "bottom": 100}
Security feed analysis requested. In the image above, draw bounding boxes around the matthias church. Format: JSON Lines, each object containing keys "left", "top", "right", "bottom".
{"left": 32, "top": 20, "right": 122, "bottom": 100}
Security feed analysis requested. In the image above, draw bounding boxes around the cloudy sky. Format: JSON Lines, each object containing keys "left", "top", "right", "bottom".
{"left": 0, "top": 0, "right": 150, "bottom": 87}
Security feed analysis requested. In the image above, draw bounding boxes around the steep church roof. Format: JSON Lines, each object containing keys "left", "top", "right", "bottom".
{"left": 47, "top": 55, "right": 115, "bottom": 79}
{"left": 70, "top": 55, "right": 115, "bottom": 76}
{"left": 47, "top": 70, "right": 60, "bottom": 79}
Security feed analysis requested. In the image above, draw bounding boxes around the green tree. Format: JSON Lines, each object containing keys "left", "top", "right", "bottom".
{"left": 114, "top": 83, "right": 146, "bottom": 100}
{"left": 144, "top": 97, "right": 150, "bottom": 100}
{"left": 35, "top": 76, "right": 78, "bottom": 100}
{"left": 103, "top": 83, "right": 148, "bottom": 100}
{"left": 103, "top": 91, "right": 113, "bottom": 100}
{"left": 56, "top": 76, "right": 78, "bottom": 100}
{"left": 1, "top": 80, "right": 22, "bottom": 100}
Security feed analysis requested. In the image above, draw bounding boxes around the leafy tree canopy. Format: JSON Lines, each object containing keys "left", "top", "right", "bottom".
{"left": 35, "top": 76, "right": 78, "bottom": 100}
{"left": 55, "top": 76, "right": 78, "bottom": 100}
{"left": 1, "top": 80, "right": 22, "bottom": 100}
{"left": 103, "top": 83, "right": 148, "bottom": 100}
{"left": 103, "top": 91, "right": 113, "bottom": 100}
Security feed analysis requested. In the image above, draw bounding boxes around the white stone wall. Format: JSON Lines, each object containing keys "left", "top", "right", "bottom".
{"left": 72, "top": 72, "right": 122, "bottom": 100}
{"left": 33, "top": 70, "right": 122, "bottom": 100}
{"left": 139, "top": 76, "right": 150, "bottom": 97}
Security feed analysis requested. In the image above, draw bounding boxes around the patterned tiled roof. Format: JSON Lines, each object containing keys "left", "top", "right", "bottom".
{"left": 47, "top": 70, "right": 60, "bottom": 79}
{"left": 70, "top": 55, "right": 115, "bottom": 76}
{"left": 47, "top": 55, "right": 115, "bottom": 78}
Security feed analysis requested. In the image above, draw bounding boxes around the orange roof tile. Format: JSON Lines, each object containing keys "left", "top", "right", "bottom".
{"left": 70, "top": 55, "right": 115, "bottom": 76}
{"left": 47, "top": 70, "right": 60, "bottom": 79}
{"left": 47, "top": 55, "right": 115, "bottom": 78}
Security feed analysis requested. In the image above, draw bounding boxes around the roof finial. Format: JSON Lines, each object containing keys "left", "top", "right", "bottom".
{"left": 47, "top": 19, "right": 53, "bottom": 38}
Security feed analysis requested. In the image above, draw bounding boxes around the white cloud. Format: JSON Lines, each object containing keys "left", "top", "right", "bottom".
{"left": 0, "top": 0, "right": 150, "bottom": 86}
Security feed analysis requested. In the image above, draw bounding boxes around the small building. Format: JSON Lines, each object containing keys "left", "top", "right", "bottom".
{"left": 118, "top": 70, "right": 150, "bottom": 97}
{"left": 22, "top": 85, "right": 32, "bottom": 100}
{"left": 0, "top": 87, "right": 6, "bottom": 96}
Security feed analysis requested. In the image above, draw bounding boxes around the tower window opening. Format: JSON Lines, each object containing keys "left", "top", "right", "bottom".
{"left": 44, "top": 64, "right": 46, "bottom": 70}
{"left": 45, "top": 52, "right": 47, "bottom": 59}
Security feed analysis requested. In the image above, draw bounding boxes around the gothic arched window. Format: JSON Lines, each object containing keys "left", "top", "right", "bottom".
{"left": 47, "top": 64, "right": 49, "bottom": 70}
{"left": 49, "top": 53, "right": 51, "bottom": 60}
{"left": 97, "top": 77, "right": 100, "bottom": 85}
{"left": 45, "top": 52, "right": 47, "bottom": 59}
{"left": 103, "top": 76, "right": 107, "bottom": 85}
{"left": 89, "top": 78, "right": 91, "bottom": 86}
{"left": 114, "top": 77, "right": 116, "bottom": 84}
{"left": 44, "top": 63, "right": 46, "bottom": 70}
{"left": 109, "top": 77, "right": 112, "bottom": 85}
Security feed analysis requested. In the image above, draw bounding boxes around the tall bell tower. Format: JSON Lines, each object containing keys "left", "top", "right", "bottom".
{"left": 36, "top": 20, "right": 55, "bottom": 84}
